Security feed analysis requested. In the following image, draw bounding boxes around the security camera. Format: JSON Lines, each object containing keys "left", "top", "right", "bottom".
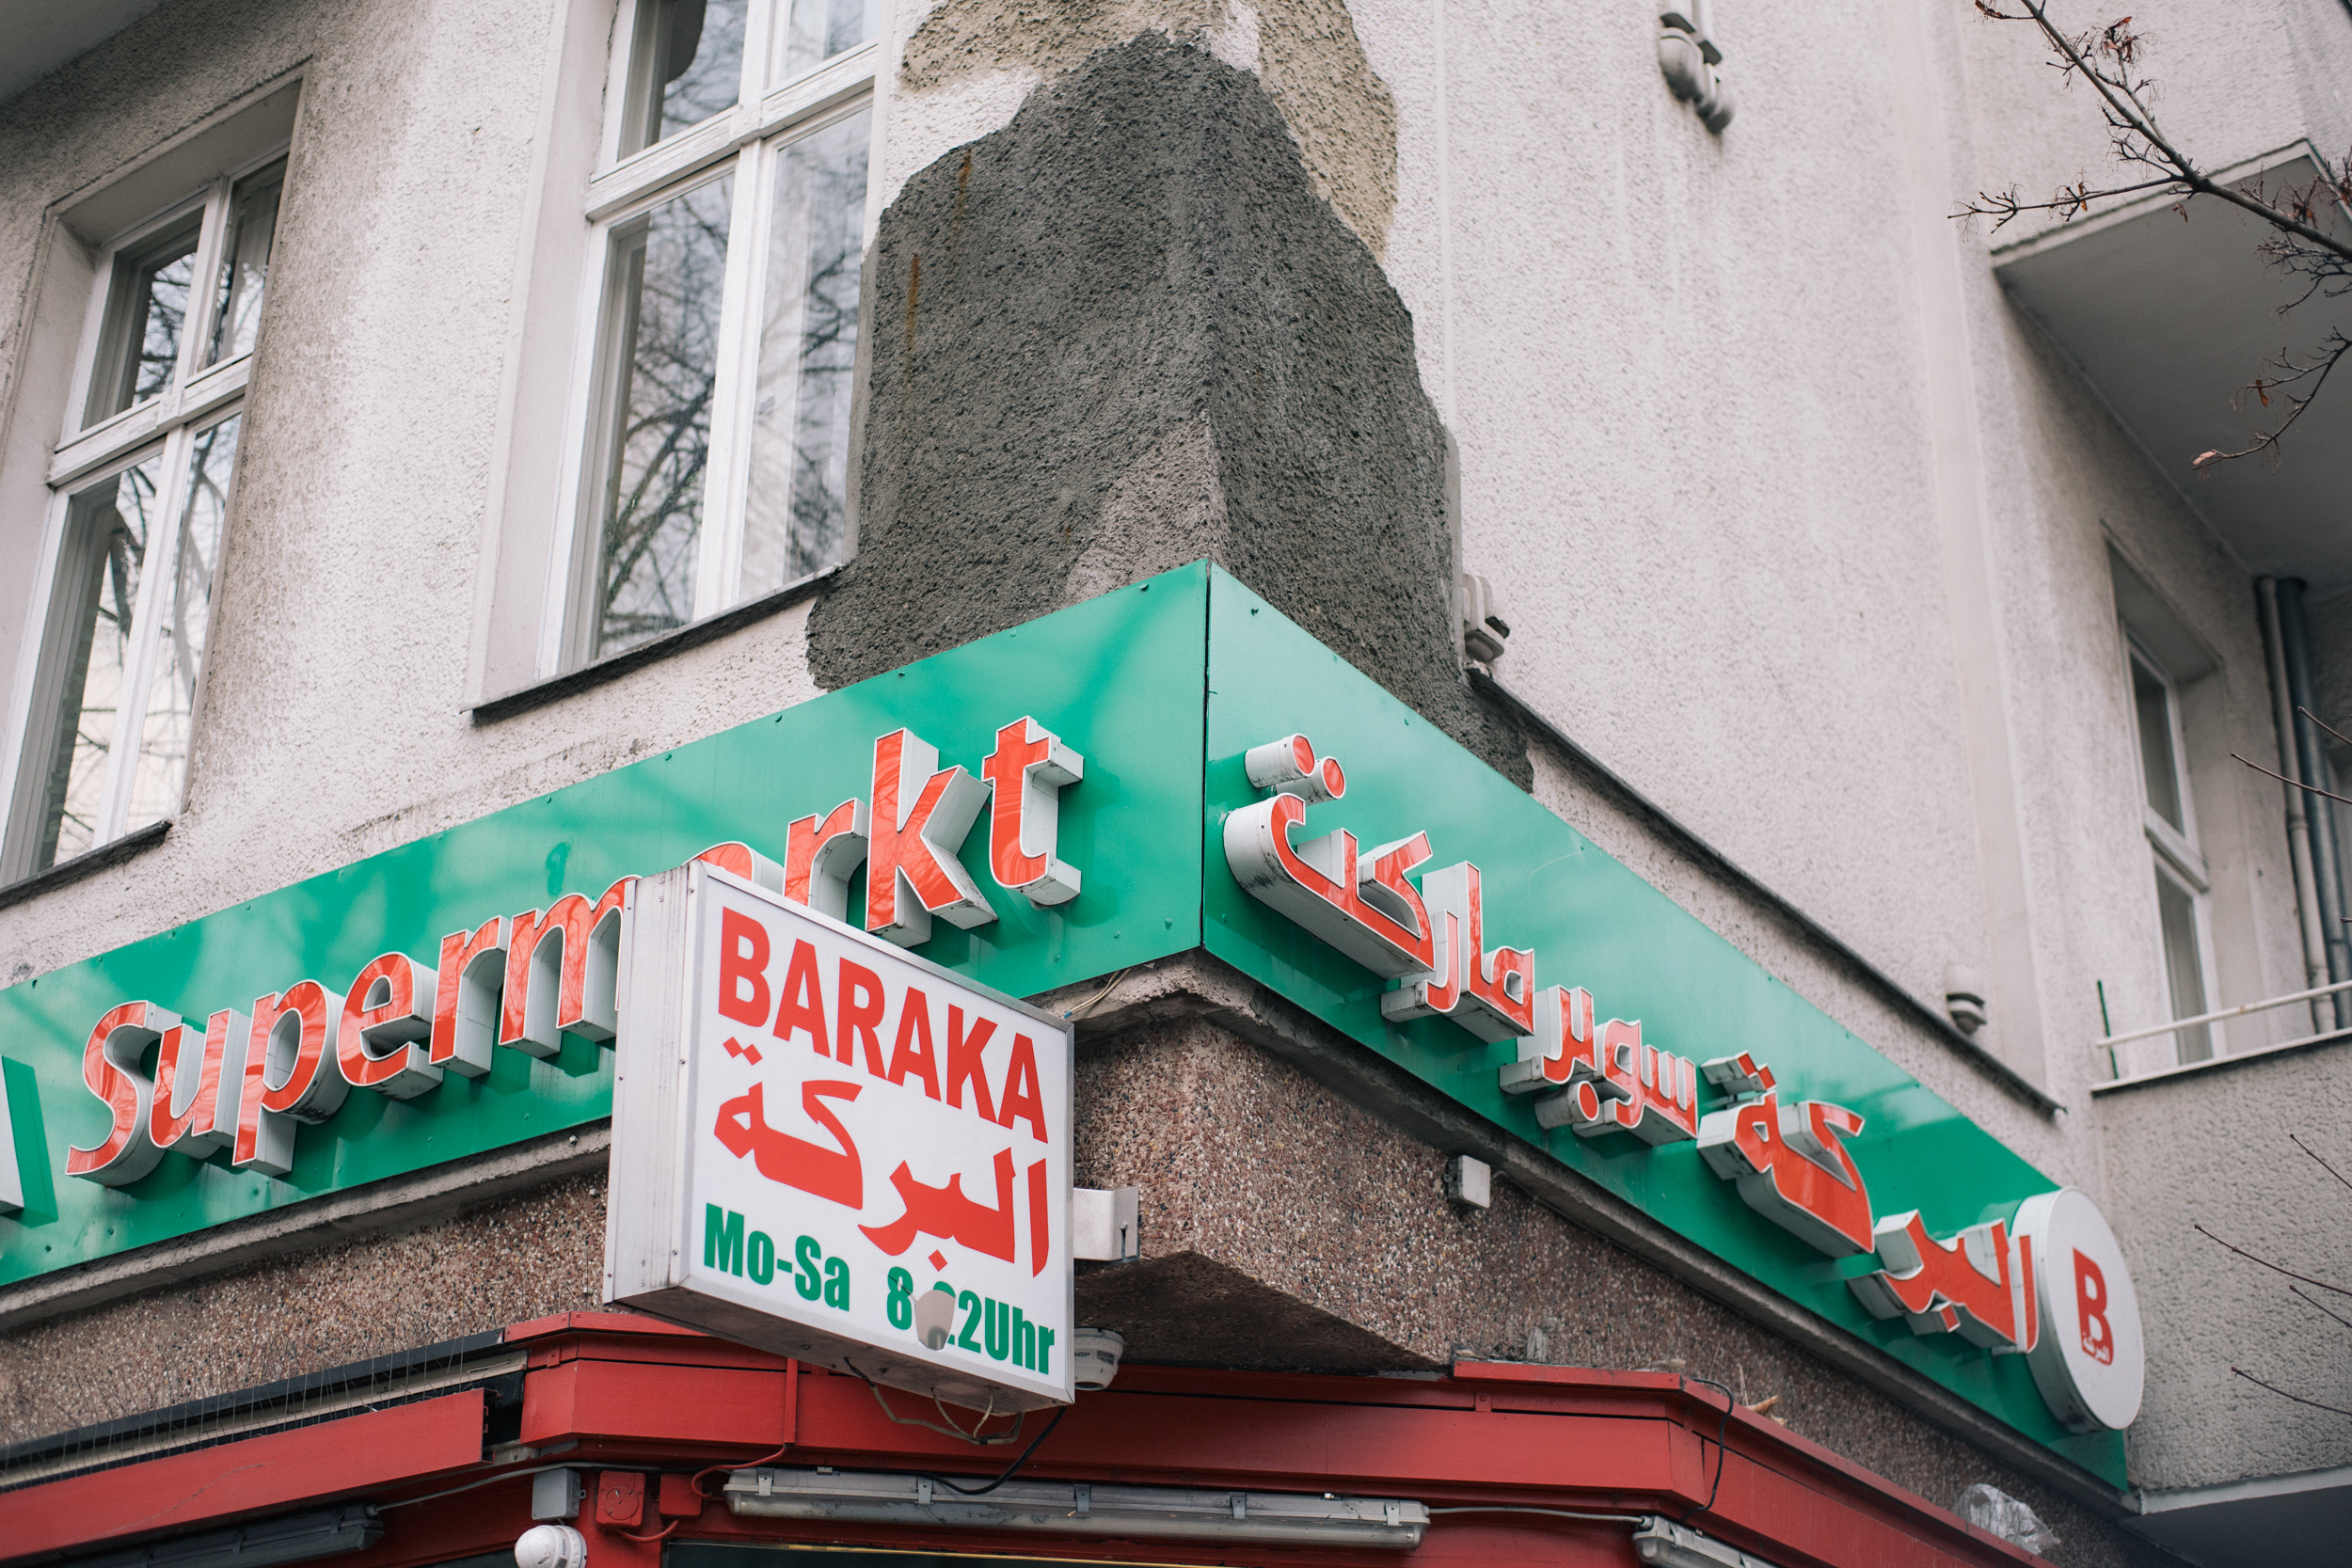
{"left": 1072, "top": 1326, "right": 1125, "bottom": 1391}
{"left": 515, "top": 1524, "right": 586, "bottom": 1568}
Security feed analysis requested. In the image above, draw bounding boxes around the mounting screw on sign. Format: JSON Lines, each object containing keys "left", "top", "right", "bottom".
{"left": 2013, "top": 1188, "right": 2144, "bottom": 1432}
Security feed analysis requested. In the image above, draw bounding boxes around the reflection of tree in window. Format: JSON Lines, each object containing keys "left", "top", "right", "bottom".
{"left": 126, "top": 416, "right": 240, "bottom": 834}
{"left": 742, "top": 110, "right": 867, "bottom": 595}
{"left": 777, "top": 0, "right": 877, "bottom": 80}
{"left": 88, "top": 224, "right": 199, "bottom": 424}
{"left": 208, "top": 167, "right": 284, "bottom": 367}
{"left": 595, "top": 176, "right": 733, "bottom": 658}
{"left": 35, "top": 458, "right": 162, "bottom": 870}
{"left": 629, "top": 0, "right": 748, "bottom": 155}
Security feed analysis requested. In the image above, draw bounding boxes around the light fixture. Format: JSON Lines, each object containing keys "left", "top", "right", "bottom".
{"left": 1631, "top": 1515, "right": 1785, "bottom": 1568}
{"left": 723, "top": 1467, "right": 1428, "bottom": 1548}
{"left": 74, "top": 1508, "right": 382, "bottom": 1568}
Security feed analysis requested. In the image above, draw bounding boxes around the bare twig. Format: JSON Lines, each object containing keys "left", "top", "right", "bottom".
{"left": 2230, "top": 753, "right": 2352, "bottom": 809}
{"left": 2194, "top": 334, "right": 2352, "bottom": 468}
{"left": 2300, "top": 706, "right": 2352, "bottom": 754}
{"left": 2233, "top": 1368, "right": 2352, "bottom": 1418}
{"left": 2290, "top": 1285, "right": 2352, "bottom": 1333}
{"left": 2194, "top": 1225, "right": 2352, "bottom": 1297}
{"left": 2292, "top": 1133, "right": 2352, "bottom": 1196}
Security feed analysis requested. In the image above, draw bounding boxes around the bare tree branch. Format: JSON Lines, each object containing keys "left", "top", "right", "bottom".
{"left": 2300, "top": 706, "right": 2352, "bottom": 754}
{"left": 2290, "top": 1285, "right": 2352, "bottom": 1333}
{"left": 2230, "top": 752, "right": 2352, "bottom": 809}
{"left": 2293, "top": 1133, "right": 2352, "bottom": 1196}
{"left": 2233, "top": 1367, "right": 2352, "bottom": 1418}
{"left": 1964, "top": 2, "right": 2352, "bottom": 465}
{"left": 2195, "top": 1225, "right": 2352, "bottom": 1296}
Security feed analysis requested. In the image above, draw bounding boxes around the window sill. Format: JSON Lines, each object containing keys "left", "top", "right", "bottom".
{"left": 470, "top": 563, "right": 840, "bottom": 726}
{"left": 2090, "top": 1024, "right": 2352, "bottom": 1095}
{"left": 0, "top": 819, "right": 171, "bottom": 912}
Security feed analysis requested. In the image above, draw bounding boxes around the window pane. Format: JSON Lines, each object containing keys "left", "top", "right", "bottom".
{"left": 86, "top": 219, "right": 202, "bottom": 425}
{"left": 2154, "top": 865, "right": 2212, "bottom": 1063}
{"left": 207, "top": 165, "right": 285, "bottom": 367}
{"left": 29, "top": 455, "right": 167, "bottom": 870}
{"left": 776, "top": 0, "right": 878, "bottom": 81}
{"left": 592, "top": 175, "right": 734, "bottom": 660}
{"left": 2130, "top": 657, "right": 2184, "bottom": 832}
{"left": 624, "top": 0, "right": 748, "bottom": 157}
{"left": 742, "top": 110, "right": 867, "bottom": 595}
{"left": 124, "top": 415, "right": 240, "bottom": 835}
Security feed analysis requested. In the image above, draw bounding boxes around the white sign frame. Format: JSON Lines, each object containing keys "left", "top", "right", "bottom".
{"left": 606, "top": 862, "right": 1075, "bottom": 1411}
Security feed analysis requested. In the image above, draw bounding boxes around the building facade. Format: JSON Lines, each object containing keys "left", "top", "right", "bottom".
{"left": 0, "top": 4, "right": 2345, "bottom": 1568}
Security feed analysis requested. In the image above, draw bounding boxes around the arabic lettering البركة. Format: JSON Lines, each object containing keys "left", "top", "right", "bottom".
{"left": 859, "top": 1148, "right": 1019, "bottom": 1262}
{"left": 712, "top": 1076, "right": 865, "bottom": 1208}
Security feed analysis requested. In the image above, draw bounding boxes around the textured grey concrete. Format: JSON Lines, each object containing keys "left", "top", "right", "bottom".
{"left": 1069, "top": 1015, "right": 2170, "bottom": 1568}
{"left": 0, "top": 1168, "right": 608, "bottom": 1446}
{"left": 809, "top": 36, "right": 1526, "bottom": 784}
{"left": 2093, "top": 1039, "right": 2352, "bottom": 1491}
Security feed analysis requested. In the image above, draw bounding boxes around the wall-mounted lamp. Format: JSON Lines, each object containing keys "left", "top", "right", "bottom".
{"left": 1658, "top": 6, "right": 1734, "bottom": 133}
{"left": 1462, "top": 576, "right": 1510, "bottom": 665}
{"left": 1943, "top": 964, "right": 1988, "bottom": 1037}
{"left": 723, "top": 1467, "right": 1430, "bottom": 1548}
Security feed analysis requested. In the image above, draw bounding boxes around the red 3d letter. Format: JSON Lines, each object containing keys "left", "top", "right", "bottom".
{"left": 502, "top": 877, "right": 632, "bottom": 1055}
{"left": 431, "top": 915, "right": 511, "bottom": 1078}
{"left": 1225, "top": 738, "right": 1436, "bottom": 978}
{"left": 235, "top": 980, "right": 349, "bottom": 1176}
{"left": 150, "top": 1007, "right": 252, "bottom": 1156}
{"left": 65, "top": 1001, "right": 179, "bottom": 1186}
{"left": 866, "top": 729, "right": 995, "bottom": 947}
{"left": 695, "top": 841, "right": 784, "bottom": 894}
{"left": 1698, "top": 1085, "right": 1872, "bottom": 1254}
{"left": 983, "top": 717, "right": 1084, "bottom": 907}
{"left": 340, "top": 953, "right": 442, "bottom": 1098}
{"left": 1851, "top": 1211, "right": 2039, "bottom": 1354}
{"left": 787, "top": 800, "right": 869, "bottom": 920}
{"left": 1385, "top": 863, "right": 1527, "bottom": 1037}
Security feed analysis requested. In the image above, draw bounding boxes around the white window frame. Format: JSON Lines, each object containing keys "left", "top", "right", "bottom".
{"left": 2122, "top": 630, "right": 2222, "bottom": 1059}
{"left": 535, "top": 0, "right": 880, "bottom": 676}
{"left": 0, "top": 143, "right": 287, "bottom": 881}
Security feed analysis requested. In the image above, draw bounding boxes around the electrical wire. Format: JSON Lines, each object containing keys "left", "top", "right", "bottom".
{"left": 847, "top": 1360, "right": 1030, "bottom": 1446}
{"left": 1064, "top": 967, "right": 1134, "bottom": 1021}
{"left": 1677, "top": 1375, "right": 1734, "bottom": 1522}
{"left": 377, "top": 1461, "right": 581, "bottom": 1510}
{"left": 914, "top": 1405, "right": 1071, "bottom": 1496}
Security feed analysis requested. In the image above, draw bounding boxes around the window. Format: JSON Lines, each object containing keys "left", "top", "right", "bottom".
{"left": 3, "top": 153, "right": 282, "bottom": 880}
{"left": 546, "top": 0, "right": 878, "bottom": 670}
{"left": 2124, "top": 636, "right": 2217, "bottom": 1062}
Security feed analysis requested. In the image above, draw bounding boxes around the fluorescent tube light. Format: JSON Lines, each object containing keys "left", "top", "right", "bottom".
{"left": 724, "top": 1468, "right": 1427, "bottom": 1548}
{"left": 73, "top": 1509, "right": 383, "bottom": 1568}
{"left": 1632, "top": 1515, "right": 1785, "bottom": 1568}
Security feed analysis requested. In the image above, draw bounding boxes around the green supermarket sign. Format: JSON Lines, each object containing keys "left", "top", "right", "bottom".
{"left": 0, "top": 563, "right": 2136, "bottom": 1480}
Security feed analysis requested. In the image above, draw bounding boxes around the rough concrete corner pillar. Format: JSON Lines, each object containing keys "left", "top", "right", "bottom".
{"left": 808, "top": 35, "right": 1526, "bottom": 783}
